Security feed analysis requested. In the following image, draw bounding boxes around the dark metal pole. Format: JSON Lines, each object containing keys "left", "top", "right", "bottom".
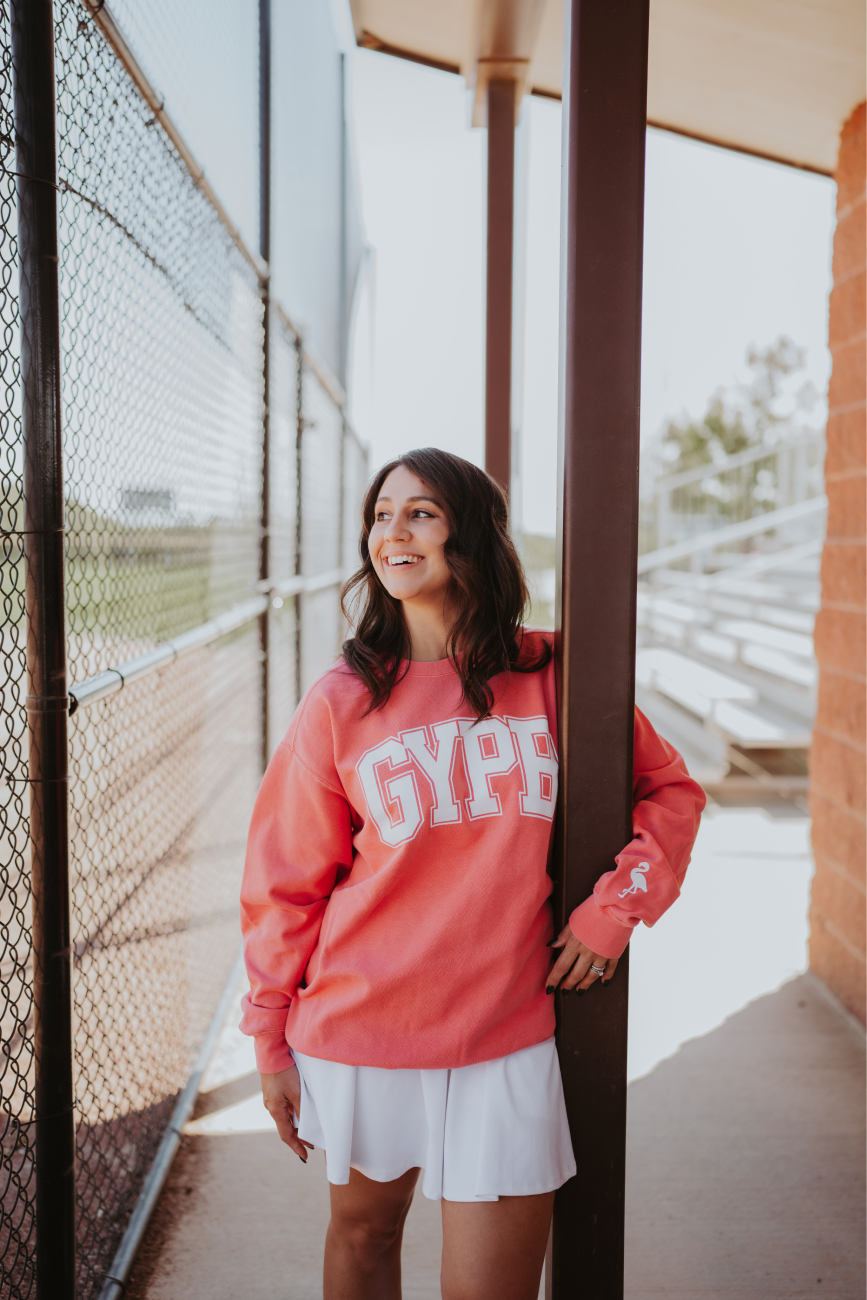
{"left": 550, "top": 1, "right": 649, "bottom": 1297}
{"left": 485, "top": 78, "right": 516, "bottom": 498}
{"left": 11, "top": 2, "right": 76, "bottom": 1296}
{"left": 258, "top": 0, "right": 271, "bottom": 770}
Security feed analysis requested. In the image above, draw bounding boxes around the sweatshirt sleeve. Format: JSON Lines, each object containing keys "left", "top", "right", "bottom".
{"left": 239, "top": 737, "right": 353, "bottom": 1073}
{"left": 568, "top": 707, "right": 706, "bottom": 959}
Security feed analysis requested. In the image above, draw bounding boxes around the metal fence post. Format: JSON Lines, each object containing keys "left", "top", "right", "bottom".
{"left": 551, "top": 1, "right": 649, "bottom": 1297}
{"left": 294, "top": 333, "right": 304, "bottom": 704}
{"left": 258, "top": 0, "right": 271, "bottom": 770}
{"left": 10, "top": 1, "right": 76, "bottom": 1296}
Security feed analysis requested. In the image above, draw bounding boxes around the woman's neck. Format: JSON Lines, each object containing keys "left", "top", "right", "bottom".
{"left": 401, "top": 598, "right": 455, "bottom": 662}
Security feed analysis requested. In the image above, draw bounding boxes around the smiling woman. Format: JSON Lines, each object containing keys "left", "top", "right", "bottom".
{"left": 342, "top": 447, "right": 551, "bottom": 715}
{"left": 238, "top": 447, "right": 706, "bottom": 1300}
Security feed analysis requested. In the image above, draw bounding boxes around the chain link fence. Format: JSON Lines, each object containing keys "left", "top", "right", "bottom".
{"left": 0, "top": 2, "right": 368, "bottom": 1296}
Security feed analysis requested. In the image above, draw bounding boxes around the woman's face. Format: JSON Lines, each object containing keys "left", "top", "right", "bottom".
{"left": 368, "top": 465, "right": 452, "bottom": 607}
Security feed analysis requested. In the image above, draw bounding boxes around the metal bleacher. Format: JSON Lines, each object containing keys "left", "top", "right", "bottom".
{"left": 634, "top": 431, "right": 825, "bottom": 797}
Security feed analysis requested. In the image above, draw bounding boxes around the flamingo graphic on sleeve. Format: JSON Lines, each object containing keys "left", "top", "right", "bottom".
{"left": 618, "top": 861, "right": 650, "bottom": 898}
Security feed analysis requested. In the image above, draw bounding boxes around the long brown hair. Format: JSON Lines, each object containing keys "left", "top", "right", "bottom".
{"left": 341, "top": 448, "right": 551, "bottom": 718}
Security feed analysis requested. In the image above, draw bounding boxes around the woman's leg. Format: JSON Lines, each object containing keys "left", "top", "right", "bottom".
{"left": 440, "top": 1192, "right": 555, "bottom": 1300}
{"left": 324, "top": 1165, "right": 420, "bottom": 1300}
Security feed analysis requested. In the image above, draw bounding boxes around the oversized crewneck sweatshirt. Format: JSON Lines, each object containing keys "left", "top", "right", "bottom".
{"left": 240, "top": 632, "right": 705, "bottom": 1073}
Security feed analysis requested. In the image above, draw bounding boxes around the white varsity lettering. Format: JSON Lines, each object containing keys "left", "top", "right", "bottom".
{"left": 356, "top": 715, "right": 560, "bottom": 834}
{"left": 356, "top": 738, "right": 423, "bottom": 847}
{"left": 401, "top": 721, "right": 462, "bottom": 825}
{"left": 458, "top": 718, "right": 518, "bottom": 819}
{"left": 506, "top": 716, "right": 559, "bottom": 821}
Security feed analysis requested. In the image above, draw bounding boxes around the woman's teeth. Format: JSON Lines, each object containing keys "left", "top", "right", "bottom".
{"left": 387, "top": 555, "right": 421, "bottom": 566}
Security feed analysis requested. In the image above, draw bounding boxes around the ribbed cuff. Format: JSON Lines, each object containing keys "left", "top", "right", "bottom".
{"left": 254, "top": 1031, "right": 294, "bottom": 1075}
{"left": 568, "top": 896, "right": 633, "bottom": 959}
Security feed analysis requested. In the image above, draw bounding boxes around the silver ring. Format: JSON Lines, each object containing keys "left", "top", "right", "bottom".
{"left": 590, "top": 964, "right": 606, "bottom": 976}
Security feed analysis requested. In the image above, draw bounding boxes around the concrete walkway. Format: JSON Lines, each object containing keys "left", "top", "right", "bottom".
{"left": 624, "top": 974, "right": 864, "bottom": 1298}
{"left": 126, "top": 972, "right": 864, "bottom": 1300}
{"left": 124, "top": 807, "right": 861, "bottom": 1298}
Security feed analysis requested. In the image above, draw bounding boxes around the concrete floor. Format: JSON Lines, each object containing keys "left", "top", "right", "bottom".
{"left": 623, "top": 974, "right": 865, "bottom": 1299}
{"left": 126, "top": 972, "right": 864, "bottom": 1300}
{"left": 125, "top": 811, "right": 863, "bottom": 1300}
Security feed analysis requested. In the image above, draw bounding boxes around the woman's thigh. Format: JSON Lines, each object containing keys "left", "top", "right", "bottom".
{"left": 440, "top": 1191, "right": 554, "bottom": 1300}
{"left": 328, "top": 1165, "right": 420, "bottom": 1240}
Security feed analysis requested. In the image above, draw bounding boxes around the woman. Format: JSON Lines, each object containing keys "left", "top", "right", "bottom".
{"left": 240, "top": 448, "right": 704, "bottom": 1300}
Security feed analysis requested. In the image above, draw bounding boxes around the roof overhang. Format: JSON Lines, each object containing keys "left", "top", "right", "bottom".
{"left": 349, "top": 0, "right": 866, "bottom": 174}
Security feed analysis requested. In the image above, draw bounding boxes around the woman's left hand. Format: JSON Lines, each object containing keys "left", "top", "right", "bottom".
{"left": 545, "top": 926, "right": 618, "bottom": 994}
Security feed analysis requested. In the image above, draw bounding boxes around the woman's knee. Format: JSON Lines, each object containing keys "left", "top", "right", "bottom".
{"left": 328, "top": 1166, "right": 417, "bottom": 1268}
{"left": 333, "top": 1211, "right": 405, "bottom": 1266}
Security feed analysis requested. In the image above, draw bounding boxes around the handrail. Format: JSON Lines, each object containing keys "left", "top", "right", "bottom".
{"left": 700, "top": 538, "right": 823, "bottom": 589}
{"left": 644, "top": 430, "right": 825, "bottom": 495}
{"left": 68, "top": 571, "right": 348, "bottom": 715}
{"left": 636, "top": 495, "right": 827, "bottom": 574}
{"left": 67, "top": 596, "right": 267, "bottom": 714}
{"left": 258, "top": 566, "right": 346, "bottom": 600}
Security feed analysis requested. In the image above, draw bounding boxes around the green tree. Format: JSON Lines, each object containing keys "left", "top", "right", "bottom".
{"left": 656, "top": 336, "right": 815, "bottom": 476}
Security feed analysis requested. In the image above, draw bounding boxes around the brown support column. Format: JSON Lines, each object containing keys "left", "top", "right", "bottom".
{"left": 485, "top": 78, "right": 516, "bottom": 496}
{"left": 11, "top": 1, "right": 76, "bottom": 1294}
{"left": 550, "top": 2, "right": 649, "bottom": 1298}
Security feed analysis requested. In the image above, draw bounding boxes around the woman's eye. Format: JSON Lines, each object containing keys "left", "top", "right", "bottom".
{"left": 413, "top": 510, "right": 433, "bottom": 519}
{"left": 375, "top": 511, "right": 390, "bottom": 522}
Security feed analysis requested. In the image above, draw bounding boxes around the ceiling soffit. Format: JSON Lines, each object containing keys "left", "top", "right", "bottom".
{"left": 348, "top": 0, "right": 867, "bottom": 175}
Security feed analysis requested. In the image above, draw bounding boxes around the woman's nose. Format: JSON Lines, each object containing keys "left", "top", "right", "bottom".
{"left": 384, "top": 515, "right": 410, "bottom": 541}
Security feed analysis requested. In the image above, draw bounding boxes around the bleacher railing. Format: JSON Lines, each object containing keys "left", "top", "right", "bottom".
{"left": 638, "top": 430, "right": 826, "bottom": 564}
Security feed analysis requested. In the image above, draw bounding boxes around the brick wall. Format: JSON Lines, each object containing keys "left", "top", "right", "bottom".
{"left": 809, "top": 101, "right": 866, "bottom": 1025}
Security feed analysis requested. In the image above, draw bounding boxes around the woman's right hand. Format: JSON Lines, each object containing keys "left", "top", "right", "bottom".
{"left": 260, "top": 1064, "right": 313, "bottom": 1162}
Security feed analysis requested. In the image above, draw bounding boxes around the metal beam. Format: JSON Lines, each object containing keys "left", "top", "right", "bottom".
{"left": 551, "top": 1, "right": 649, "bottom": 1296}
{"left": 11, "top": 1, "right": 76, "bottom": 1294}
{"left": 485, "top": 78, "right": 516, "bottom": 497}
{"left": 66, "top": 570, "right": 349, "bottom": 715}
{"left": 67, "top": 596, "right": 270, "bottom": 714}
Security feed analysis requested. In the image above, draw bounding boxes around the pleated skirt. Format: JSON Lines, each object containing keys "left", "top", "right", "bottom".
{"left": 293, "top": 1036, "right": 576, "bottom": 1202}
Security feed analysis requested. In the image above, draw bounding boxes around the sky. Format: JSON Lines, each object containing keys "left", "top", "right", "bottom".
{"left": 345, "top": 47, "right": 837, "bottom": 537}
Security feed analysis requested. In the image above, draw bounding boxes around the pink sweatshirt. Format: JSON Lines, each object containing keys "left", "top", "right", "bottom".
{"left": 240, "top": 632, "right": 705, "bottom": 1073}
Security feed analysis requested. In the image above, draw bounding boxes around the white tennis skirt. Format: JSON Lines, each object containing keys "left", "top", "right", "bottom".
{"left": 293, "top": 1036, "right": 576, "bottom": 1202}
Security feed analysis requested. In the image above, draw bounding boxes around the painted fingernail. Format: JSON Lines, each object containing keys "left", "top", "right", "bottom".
{"left": 575, "top": 988, "right": 586, "bottom": 996}
{"left": 601, "top": 980, "right": 610, "bottom": 987}
{"left": 546, "top": 939, "right": 559, "bottom": 947}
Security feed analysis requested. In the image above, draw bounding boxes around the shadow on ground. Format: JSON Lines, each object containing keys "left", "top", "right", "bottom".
{"left": 126, "top": 974, "right": 865, "bottom": 1300}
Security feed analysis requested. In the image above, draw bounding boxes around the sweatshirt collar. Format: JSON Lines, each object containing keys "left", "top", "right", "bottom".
{"left": 399, "top": 656, "right": 461, "bottom": 678}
